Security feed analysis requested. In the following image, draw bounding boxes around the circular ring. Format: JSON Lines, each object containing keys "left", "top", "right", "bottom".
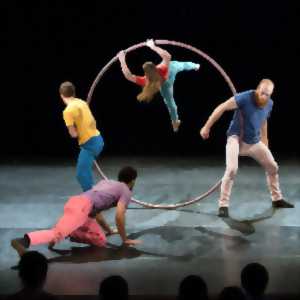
{"left": 88, "top": 40, "right": 237, "bottom": 209}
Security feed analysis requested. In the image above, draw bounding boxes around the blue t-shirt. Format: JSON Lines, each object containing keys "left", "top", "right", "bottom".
{"left": 227, "top": 90, "right": 273, "bottom": 144}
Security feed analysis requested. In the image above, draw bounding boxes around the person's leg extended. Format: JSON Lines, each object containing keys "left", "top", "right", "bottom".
{"left": 219, "top": 136, "right": 240, "bottom": 210}
{"left": 77, "top": 135, "right": 104, "bottom": 191}
{"left": 160, "top": 61, "right": 199, "bottom": 131}
{"left": 160, "top": 84, "right": 178, "bottom": 121}
{"left": 168, "top": 61, "right": 200, "bottom": 82}
{"left": 248, "top": 142, "right": 282, "bottom": 201}
{"left": 248, "top": 142, "right": 293, "bottom": 207}
{"left": 11, "top": 196, "right": 92, "bottom": 256}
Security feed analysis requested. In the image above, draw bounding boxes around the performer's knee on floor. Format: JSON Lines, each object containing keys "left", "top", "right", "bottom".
{"left": 93, "top": 235, "right": 107, "bottom": 247}
{"left": 71, "top": 231, "right": 107, "bottom": 247}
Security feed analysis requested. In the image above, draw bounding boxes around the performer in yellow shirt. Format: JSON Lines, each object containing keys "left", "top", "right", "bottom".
{"left": 59, "top": 81, "right": 104, "bottom": 191}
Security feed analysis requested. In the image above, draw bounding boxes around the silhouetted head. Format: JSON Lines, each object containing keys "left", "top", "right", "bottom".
{"left": 241, "top": 262, "right": 269, "bottom": 297}
{"left": 18, "top": 251, "right": 48, "bottom": 289}
{"left": 254, "top": 79, "right": 274, "bottom": 108}
{"left": 99, "top": 275, "right": 128, "bottom": 300}
{"left": 178, "top": 275, "right": 208, "bottom": 300}
{"left": 219, "top": 286, "right": 246, "bottom": 300}
{"left": 118, "top": 166, "right": 138, "bottom": 191}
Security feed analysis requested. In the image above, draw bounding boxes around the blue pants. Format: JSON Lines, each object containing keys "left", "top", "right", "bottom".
{"left": 77, "top": 135, "right": 104, "bottom": 191}
{"left": 160, "top": 61, "right": 199, "bottom": 122}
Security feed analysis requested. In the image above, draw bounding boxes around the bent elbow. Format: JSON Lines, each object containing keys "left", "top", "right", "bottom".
{"left": 165, "top": 52, "right": 172, "bottom": 62}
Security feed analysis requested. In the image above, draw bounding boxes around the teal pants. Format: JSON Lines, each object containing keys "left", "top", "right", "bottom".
{"left": 160, "top": 61, "right": 199, "bottom": 121}
{"left": 77, "top": 135, "right": 104, "bottom": 191}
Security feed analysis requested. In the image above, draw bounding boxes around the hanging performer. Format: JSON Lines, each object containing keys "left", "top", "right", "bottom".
{"left": 118, "top": 39, "right": 200, "bottom": 132}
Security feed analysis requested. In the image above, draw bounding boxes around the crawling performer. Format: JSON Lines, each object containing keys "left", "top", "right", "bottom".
{"left": 11, "top": 167, "right": 141, "bottom": 257}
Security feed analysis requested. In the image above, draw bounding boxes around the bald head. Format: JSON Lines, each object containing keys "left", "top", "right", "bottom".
{"left": 258, "top": 79, "right": 274, "bottom": 89}
{"left": 255, "top": 78, "right": 274, "bottom": 108}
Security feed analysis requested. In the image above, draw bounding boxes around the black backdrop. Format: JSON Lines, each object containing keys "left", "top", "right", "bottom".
{"left": 2, "top": 1, "right": 299, "bottom": 158}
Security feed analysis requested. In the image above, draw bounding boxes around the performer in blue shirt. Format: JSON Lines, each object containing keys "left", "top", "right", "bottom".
{"left": 200, "top": 79, "right": 294, "bottom": 217}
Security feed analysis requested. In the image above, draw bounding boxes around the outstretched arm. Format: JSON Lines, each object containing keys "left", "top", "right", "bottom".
{"left": 146, "top": 39, "right": 171, "bottom": 67}
{"left": 200, "top": 97, "right": 238, "bottom": 139}
{"left": 118, "top": 50, "right": 137, "bottom": 83}
{"left": 260, "top": 120, "right": 268, "bottom": 147}
{"left": 115, "top": 200, "right": 141, "bottom": 246}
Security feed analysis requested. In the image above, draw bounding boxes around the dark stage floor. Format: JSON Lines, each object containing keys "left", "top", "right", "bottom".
{"left": 0, "top": 156, "right": 299, "bottom": 297}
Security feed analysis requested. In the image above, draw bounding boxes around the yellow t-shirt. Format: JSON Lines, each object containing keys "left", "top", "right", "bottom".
{"left": 63, "top": 98, "right": 100, "bottom": 145}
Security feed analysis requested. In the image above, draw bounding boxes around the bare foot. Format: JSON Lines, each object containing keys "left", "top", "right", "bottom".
{"left": 172, "top": 120, "right": 181, "bottom": 132}
{"left": 194, "top": 63, "right": 201, "bottom": 71}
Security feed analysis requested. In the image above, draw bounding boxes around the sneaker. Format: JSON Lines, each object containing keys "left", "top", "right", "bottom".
{"left": 11, "top": 239, "right": 27, "bottom": 257}
{"left": 218, "top": 207, "right": 229, "bottom": 218}
{"left": 272, "top": 199, "right": 294, "bottom": 208}
{"left": 172, "top": 120, "right": 181, "bottom": 132}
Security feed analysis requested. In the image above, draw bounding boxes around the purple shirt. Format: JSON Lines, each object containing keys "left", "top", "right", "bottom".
{"left": 83, "top": 180, "right": 132, "bottom": 212}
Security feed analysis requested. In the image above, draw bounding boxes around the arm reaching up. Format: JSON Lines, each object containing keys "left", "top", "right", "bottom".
{"left": 146, "top": 39, "right": 171, "bottom": 67}
{"left": 118, "top": 50, "right": 137, "bottom": 83}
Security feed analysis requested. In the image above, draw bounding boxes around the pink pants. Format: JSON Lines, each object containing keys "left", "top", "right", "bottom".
{"left": 27, "top": 195, "right": 107, "bottom": 247}
{"left": 219, "top": 135, "right": 283, "bottom": 207}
